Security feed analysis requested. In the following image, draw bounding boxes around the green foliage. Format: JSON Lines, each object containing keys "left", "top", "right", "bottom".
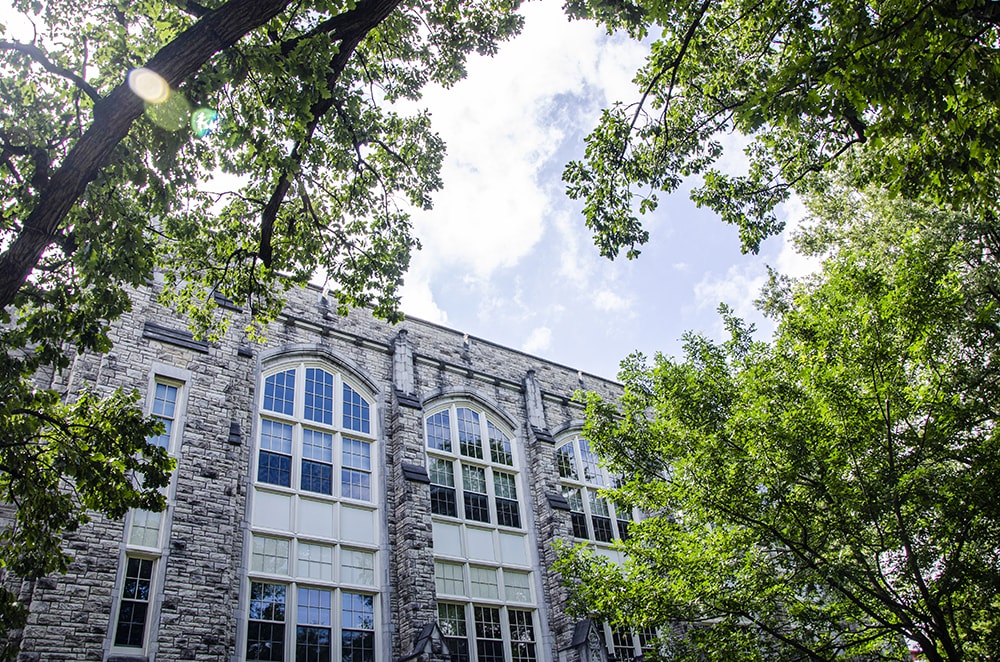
{"left": 0, "top": 0, "right": 524, "bottom": 643}
{"left": 558, "top": 188, "right": 1000, "bottom": 662}
{"left": 565, "top": 0, "right": 1000, "bottom": 256}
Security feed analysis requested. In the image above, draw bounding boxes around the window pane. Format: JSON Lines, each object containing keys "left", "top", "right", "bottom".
{"left": 503, "top": 571, "right": 531, "bottom": 602}
{"left": 259, "top": 452, "right": 292, "bottom": 488}
{"left": 579, "top": 438, "right": 604, "bottom": 485}
{"left": 296, "top": 625, "right": 331, "bottom": 662}
{"left": 469, "top": 566, "right": 498, "bottom": 600}
{"left": 247, "top": 621, "right": 285, "bottom": 661}
{"left": 427, "top": 411, "right": 451, "bottom": 452}
{"left": 298, "top": 543, "right": 333, "bottom": 581}
{"left": 301, "top": 430, "right": 334, "bottom": 495}
{"left": 496, "top": 498, "right": 521, "bottom": 528}
{"left": 114, "top": 557, "right": 154, "bottom": 648}
{"left": 247, "top": 582, "right": 286, "bottom": 661}
{"left": 341, "top": 438, "right": 371, "bottom": 501}
{"left": 456, "top": 408, "right": 482, "bottom": 459}
{"left": 128, "top": 509, "right": 162, "bottom": 548}
{"left": 342, "top": 384, "right": 370, "bottom": 434}
{"left": 461, "top": 464, "right": 487, "bottom": 493}
{"left": 474, "top": 607, "right": 504, "bottom": 662}
{"left": 302, "top": 429, "right": 333, "bottom": 464}
{"left": 263, "top": 369, "right": 296, "bottom": 415}
{"left": 463, "top": 491, "right": 490, "bottom": 523}
{"left": 509, "top": 610, "right": 537, "bottom": 662}
{"left": 249, "top": 582, "right": 287, "bottom": 622}
{"left": 304, "top": 368, "right": 334, "bottom": 425}
{"left": 341, "top": 592, "right": 374, "bottom": 630}
{"left": 298, "top": 588, "right": 332, "bottom": 626}
{"left": 148, "top": 382, "right": 178, "bottom": 449}
{"left": 438, "top": 603, "right": 470, "bottom": 662}
{"left": 593, "top": 516, "right": 614, "bottom": 543}
{"left": 487, "top": 421, "right": 513, "bottom": 465}
{"left": 435, "top": 561, "right": 465, "bottom": 596}
{"left": 557, "top": 443, "right": 577, "bottom": 479}
{"left": 259, "top": 420, "right": 293, "bottom": 487}
{"left": 341, "top": 549, "right": 376, "bottom": 586}
{"left": 431, "top": 485, "right": 458, "bottom": 517}
{"left": 251, "top": 536, "right": 289, "bottom": 575}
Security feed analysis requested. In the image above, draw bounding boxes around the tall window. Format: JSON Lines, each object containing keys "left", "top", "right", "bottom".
{"left": 147, "top": 379, "right": 181, "bottom": 451}
{"left": 248, "top": 360, "right": 380, "bottom": 661}
{"left": 427, "top": 402, "right": 537, "bottom": 662}
{"left": 111, "top": 371, "right": 186, "bottom": 655}
{"left": 256, "top": 365, "right": 375, "bottom": 502}
{"left": 425, "top": 405, "right": 521, "bottom": 529}
{"left": 557, "top": 436, "right": 631, "bottom": 543}
{"left": 113, "top": 556, "right": 154, "bottom": 648}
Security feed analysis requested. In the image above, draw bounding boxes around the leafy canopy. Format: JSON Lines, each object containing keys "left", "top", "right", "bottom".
{"left": 563, "top": 0, "right": 1000, "bottom": 256}
{"left": 558, "top": 186, "right": 1000, "bottom": 662}
{"left": 0, "top": 0, "right": 523, "bottom": 615}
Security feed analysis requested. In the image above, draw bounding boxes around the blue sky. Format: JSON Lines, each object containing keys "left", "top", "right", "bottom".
{"left": 399, "top": 2, "right": 815, "bottom": 380}
{"left": 1, "top": 0, "right": 816, "bottom": 381}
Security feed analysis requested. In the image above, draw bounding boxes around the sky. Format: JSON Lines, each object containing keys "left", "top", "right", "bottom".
{"left": 397, "top": 1, "right": 816, "bottom": 379}
{"left": 0, "top": 0, "right": 817, "bottom": 381}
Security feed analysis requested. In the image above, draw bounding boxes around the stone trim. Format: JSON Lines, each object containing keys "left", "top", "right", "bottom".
{"left": 545, "top": 492, "right": 571, "bottom": 511}
{"left": 142, "top": 321, "right": 209, "bottom": 353}
{"left": 401, "top": 463, "right": 430, "bottom": 484}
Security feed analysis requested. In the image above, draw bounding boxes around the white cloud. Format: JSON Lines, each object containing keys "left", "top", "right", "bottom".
{"left": 775, "top": 193, "right": 821, "bottom": 279}
{"left": 593, "top": 288, "right": 632, "bottom": 313}
{"left": 522, "top": 326, "right": 552, "bottom": 354}
{"left": 692, "top": 263, "right": 768, "bottom": 321}
{"left": 400, "top": 2, "right": 650, "bottom": 314}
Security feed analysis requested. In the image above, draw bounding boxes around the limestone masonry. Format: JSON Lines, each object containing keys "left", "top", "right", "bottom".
{"left": 9, "top": 279, "right": 649, "bottom": 662}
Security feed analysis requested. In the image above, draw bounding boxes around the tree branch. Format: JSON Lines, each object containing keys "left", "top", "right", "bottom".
{"left": 0, "top": 41, "right": 102, "bottom": 104}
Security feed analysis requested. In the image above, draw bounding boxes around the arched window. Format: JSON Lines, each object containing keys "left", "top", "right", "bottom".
{"left": 556, "top": 435, "right": 631, "bottom": 543}
{"left": 246, "top": 361, "right": 380, "bottom": 662}
{"left": 424, "top": 402, "right": 538, "bottom": 662}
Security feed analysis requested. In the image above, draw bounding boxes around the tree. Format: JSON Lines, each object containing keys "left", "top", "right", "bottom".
{"left": 563, "top": 0, "right": 1000, "bottom": 257}
{"left": 0, "top": 0, "right": 523, "bottom": 622}
{"left": 556, "top": 187, "right": 1000, "bottom": 661}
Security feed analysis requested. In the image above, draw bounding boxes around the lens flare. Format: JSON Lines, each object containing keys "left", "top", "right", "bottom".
{"left": 127, "top": 68, "right": 170, "bottom": 104}
{"left": 144, "top": 93, "right": 191, "bottom": 132}
{"left": 191, "top": 108, "right": 221, "bottom": 138}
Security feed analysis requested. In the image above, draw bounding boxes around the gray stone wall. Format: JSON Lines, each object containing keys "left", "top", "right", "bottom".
{"left": 13, "top": 280, "right": 622, "bottom": 661}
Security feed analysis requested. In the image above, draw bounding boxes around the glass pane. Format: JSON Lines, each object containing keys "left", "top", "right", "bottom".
{"left": 247, "top": 621, "right": 285, "bottom": 661}
{"left": 341, "top": 592, "right": 374, "bottom": 630}
{"left": 342, "top": 438, "right": 371, "bottom": 470}
{"left": 427, "top": 411, "right": 451, "bottom": 452}
{"left": 456, "top": 408, "right": 482, "bottom": 459}
{"left": 342, "top": 549, "right": 376, "bottom": 586}
{"left": 429, "top": 458, "right": 455, "bottom": 487}
{"left": 296, "top": 625, "right": 331, "bottom": 662}
{"left": 493, "top": 472, "right": 517, "bottom": 499}
{"left": 263, "top": 369, "right": 296, "bottom": 415}
{"left": 342, "top": 384, "right": 370, "bottom": 434}
{"left": 469, "top": 566, "right": 498, "bottom": 599}
{"left": 461, "top": 465, "right": 486, "bottom": 494}
{"left": 298, "top": 588, "right": 332, "bottom": 627}
{"left": 304, "top": 368, "right": 334, "bottom": 425}
{"left": 504, "top": 571, "right": 531, "bottom": 602}
{"left": 298, "top": 543, "right": 334, "bottom": 581}
{"left": 152, "top": 382, "right": 178, "bottom": 417}
{"left": 557, "top": 443, "right": 577, "bottom": 479}
{"left": 260, "top": 420, "right": 294, "bottom": 455}
{"left": 301, "top": 460, "right": 332, "bottom": 495}
{"left": 579, "top": 438, "right": 604, "bottom": 486}
{"left": 487, "top": 421, "right": 513, "bottom": 465}
{"left": 435, "top": 561, "right": 465, "bottom": 596}
{"left": 252, "top": 536, "right": 289, "bottom": 575}
{"left": 302, "top": 429, "right": 333, "bottom": 464}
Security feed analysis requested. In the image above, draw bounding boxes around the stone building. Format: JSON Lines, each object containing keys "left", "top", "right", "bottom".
{"left": 10, "top": 279, "right": 646, "bottom": 662}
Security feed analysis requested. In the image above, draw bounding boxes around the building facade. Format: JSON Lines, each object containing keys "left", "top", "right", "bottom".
{"left": 9, "top": 279, "right": 639, "bottom": 662}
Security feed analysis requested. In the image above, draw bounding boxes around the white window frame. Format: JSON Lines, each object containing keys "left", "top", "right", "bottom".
{"left": 246, "top": 359, "right": 382, "bottom": 661}
{"left": 424, "top": 403, "right": 523, "bottom": 530}
{"left": 254, "top": 362, "right": 378, "bottom": 503}
{"left": 556, "top": 435, "right": 633, "bottom": 544}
